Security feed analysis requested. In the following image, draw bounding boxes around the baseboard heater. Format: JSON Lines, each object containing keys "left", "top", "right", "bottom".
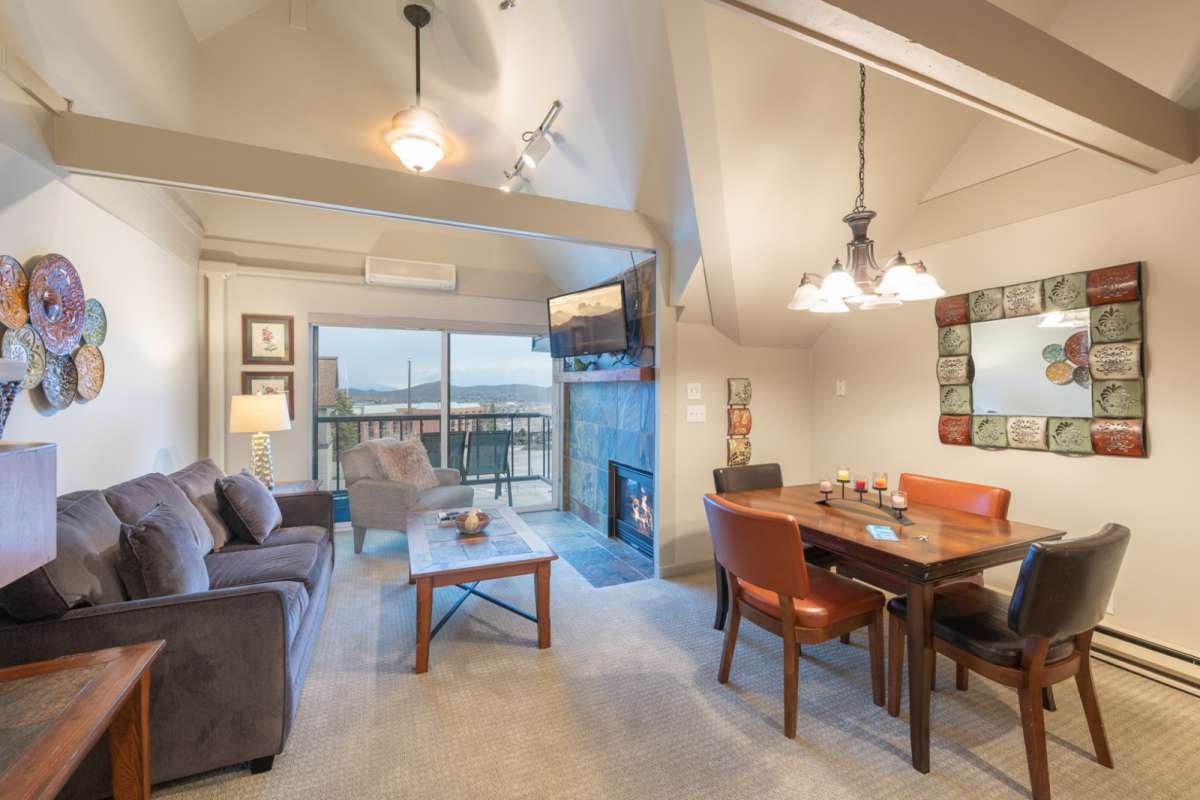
{"left": 1092, "top": 625, "right": 1200, "bottom": 696}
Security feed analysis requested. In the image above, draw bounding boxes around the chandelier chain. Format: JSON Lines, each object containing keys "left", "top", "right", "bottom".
{"left": 854, "top": 63, "right": 866, "bottom": 213}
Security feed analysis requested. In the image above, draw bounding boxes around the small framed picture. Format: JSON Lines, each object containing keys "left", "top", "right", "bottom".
{"left": 242, "top": 372, "right": 294, "bottom": 420}
{"left": 727, "top": 437, "right": 751, "bottom": 467}
{"left": 727, "top": 407, "right": 752, "bottom": 436}
{"left": 242, "top": 314, "right": 294, "bottom": 365}
{"left": 728, "top": 377, "right": 752, "bottom": 406}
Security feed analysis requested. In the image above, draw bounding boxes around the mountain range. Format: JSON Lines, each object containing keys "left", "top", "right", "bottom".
{"left": 347, "top": 381, "right": 551, "bottom": 405}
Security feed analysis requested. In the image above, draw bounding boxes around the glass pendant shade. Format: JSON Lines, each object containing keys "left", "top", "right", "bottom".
{"left": 387, "top": 106, "right": 447, "bottom": 173}
{"left": 897, "top": 262, "right": 946, "bottom": 301}
{"left": 818, "top": 259, "right": 861, "bottom": 300}
{"left": 860, "top": 294, "right": 902, "bottom": 310}
{"left": 787, "top": 279, "right": 821, "bottom": 310}
{"left": 876, "top": 251, "right": 918, "bottom": 296}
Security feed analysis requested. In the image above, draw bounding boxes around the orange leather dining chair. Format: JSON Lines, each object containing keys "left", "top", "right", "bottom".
{"left": 703, "top": 494, "right": 885, "bottom": 738}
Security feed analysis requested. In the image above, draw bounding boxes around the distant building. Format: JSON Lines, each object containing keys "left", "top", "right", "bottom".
{"left": 317, "top": 357, "right": 339, "bottom": 409}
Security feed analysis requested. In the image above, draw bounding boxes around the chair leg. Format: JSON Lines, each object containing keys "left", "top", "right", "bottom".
{"left": 887, "top": 612, "right": 904, "bottom": 717}
{"left": 779, "top": 601, "right": 799, "bottom": 739}
{"left": 718, "top": 591, "right": 740, "bottom": 684}
{"left": 1018, "top": 685, "right": 1052, "bottom": 800}
{"left": 956, "top": 663, "right": 969, "bottom": 691}
{"left": 713, "top": 559, "right": 729, "bottom": 631}
{"left": 506, "top": 471, "right": 513, "bottom": 505}
{"left": 867, "top": 610, "right": 884, "bottom": 707}
{"left": 1075, "top": 654, "right": 1114, "bottom": 767}
{"left": 1042, "top": 686, "right": 1057, "bottom": 712}
{"left": 930, "top": 656, "right": 937, "bottom": 691}
{"left": 353, "top": 525, "right": 366, "bottom": 554}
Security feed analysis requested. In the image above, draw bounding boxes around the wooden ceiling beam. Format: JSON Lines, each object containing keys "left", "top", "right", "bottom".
{"left": 717, "top": 0, "right": 1198, "bottom": 173}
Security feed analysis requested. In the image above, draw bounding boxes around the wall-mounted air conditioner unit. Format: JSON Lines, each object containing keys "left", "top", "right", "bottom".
{"left": 364, "top": 256, "right": 457, "bottom": 291}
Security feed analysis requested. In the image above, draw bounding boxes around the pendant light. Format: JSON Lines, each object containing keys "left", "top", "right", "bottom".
{"left": 386, "top": 4, "right": 448, "bottom": 174}
{"left": 787, "top": 64, "right": 944, "bottom": 314}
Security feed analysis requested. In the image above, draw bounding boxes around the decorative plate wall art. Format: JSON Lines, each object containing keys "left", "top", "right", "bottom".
{"left": 1, "top": 324, "right": 46, "bottom": 390}
{"left": 0, "top": 255, "right": 29, "bottom": 329}
{"left": 42, "top": 354, "right": 78, "bottom": 410}
{"left": 726, "top": 377, "right": 751, "bottom": 466}
{"left": 934, "top": 262, "right": 1146, "bottom": 457}
{"left": 28, "top": 254, "right": 85, "bottom": 356}
{"left": 73, "top": 344, "right": 105, "bottom": 401}
{"left": 82, "top": 298, "right": 107, "bottom": 346}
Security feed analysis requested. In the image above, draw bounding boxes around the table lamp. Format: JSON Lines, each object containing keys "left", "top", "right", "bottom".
{"left": 229, "top": 393, "right": 291, "bottom": 490}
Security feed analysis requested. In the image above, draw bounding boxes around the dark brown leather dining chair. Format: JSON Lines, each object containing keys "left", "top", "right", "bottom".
{"left": 711, "top": 464, "right": 837, "bottom": 630}
{"left": 885, "top": 524, "right": 1130, "bottom": 800}
{"left": 703, "top": 494, "right": 885, "bottom": 738}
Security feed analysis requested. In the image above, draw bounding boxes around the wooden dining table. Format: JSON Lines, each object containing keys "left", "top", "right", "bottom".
{"left": 715, "top": 483, "right": 1065, "bottom": 774}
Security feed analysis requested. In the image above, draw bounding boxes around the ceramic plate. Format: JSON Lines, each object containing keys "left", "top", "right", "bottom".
{"left": 42, "top": 353, "right": 77, "bottom": 409}
{"left": 0, "top": 255, "right": 28, "bottom": 329}
{"left": 1073, "top": 366, "right": 1091, "bottom": 387}
{"left": 28, "top": 254, "right": 85, "bottom": 356}
{"left": 83, "top": 298, "right": 107, "bottom": 346}
{"left": 1045, "top": 361, "right": 1074, "bottom": 385}
{"left": 1042, "top": 343, "right": 1065, "bottom": 363}
{"left": 1064, "top": 330, "right": 1089, "bottom": 366}
{"left": 1, "top": 323, "right": 46, "bottom": 390}
{"left": 73, "top": 344, "right": 105, "bottom": 401}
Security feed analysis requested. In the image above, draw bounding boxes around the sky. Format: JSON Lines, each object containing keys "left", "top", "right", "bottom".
{"left": 319, "top": 327, "right": 552, "bottom": 389}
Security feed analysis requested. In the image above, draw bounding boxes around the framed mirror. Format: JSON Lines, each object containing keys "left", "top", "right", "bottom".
{"left": 934, "top": 263, "right": 1146, "bottom": 457}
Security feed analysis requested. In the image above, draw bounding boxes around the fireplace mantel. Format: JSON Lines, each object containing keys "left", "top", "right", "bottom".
{"left": 558, "top": 367, "right": 655, "bottom": 384}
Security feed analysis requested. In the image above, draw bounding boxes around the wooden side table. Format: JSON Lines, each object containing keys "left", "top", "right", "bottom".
{"left": 0, "top": 641, "right": 165, "bottom": 800}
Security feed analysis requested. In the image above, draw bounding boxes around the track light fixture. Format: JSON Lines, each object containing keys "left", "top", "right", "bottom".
{"left": 500, "top": 100, "right": 562, "bottom": 193}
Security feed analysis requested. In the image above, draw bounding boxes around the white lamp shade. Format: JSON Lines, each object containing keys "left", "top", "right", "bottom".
{"left": 787, "top": 281, "right": 821, "bottom": 310}
{"left": 386, "top": 106, "right": 448, "bottom": 173}
{"left": 229, "top": 394, "right": 292, "bottom": 434}
{"left": 0, "top": 358, "right": 25, "bottom": 383}
{"left": 898, "top": 270, "right": 946, "bottom": 301}
{"left": 876, "top": 264, "right": 917, "bottom": 296}
{"left": 519, "top": 132, "right": 552, "bottom": 169}
{"left": 818, "top": 267, "right": 861, "bottom": 300}
{"left": 810, "top": 294, "right": 850, "bottom": 313}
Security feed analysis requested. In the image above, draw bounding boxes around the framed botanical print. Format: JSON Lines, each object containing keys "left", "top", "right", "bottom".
{"left": 242, "top": 314, "right": 294, "bottom": 365}
{"left": 242, "top": 371, "right": 294, "bottom": 420}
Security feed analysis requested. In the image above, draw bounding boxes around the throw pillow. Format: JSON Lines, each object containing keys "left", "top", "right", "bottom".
{"left": 117, "top": 503, "right": 210, "bottom": 600}
{"left": 0, "top": 491, "right": 128, "bottom": 621}
{"left": 216, "top": 470, "right": 284, "bottom": 544}
{"left": 372, "top": 438, "right": 438, "bottom": 490}
{"left": 169, "top": 459, "right": 233, "bottom": 550}
{"left": 104, "top": 472, "right": 214, "bottom": 554}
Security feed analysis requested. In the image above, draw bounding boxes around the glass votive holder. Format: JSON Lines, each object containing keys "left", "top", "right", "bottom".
{"left": 872, "top": 471, "right": 889, "bottom": 491}
{"left": 835, "top": 466, "right": 851, "bottom": 483}
{"left": 891, "top": 489, "right": 909, "bottom": 512}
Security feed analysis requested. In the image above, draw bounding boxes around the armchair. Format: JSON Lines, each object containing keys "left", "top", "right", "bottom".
{"left": 340, "top": 441, "right": 474, "bottom": 553}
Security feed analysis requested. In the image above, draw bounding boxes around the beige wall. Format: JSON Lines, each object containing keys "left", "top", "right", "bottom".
{"left": 0, "top": 129, "right": 199, "bottom": 491}
{"left": 209, "top": 269, "right": 548, "bottom": 483}
{"left": 810, "top": 173, "right": 1200, "bottom": 654}
{"left": 657, "top": 317, "right": 814, "bottom": 574}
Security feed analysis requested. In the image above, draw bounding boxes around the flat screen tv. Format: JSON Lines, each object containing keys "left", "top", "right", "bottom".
{"left": 547, "top": 281, "right": 628, "bottom": 358}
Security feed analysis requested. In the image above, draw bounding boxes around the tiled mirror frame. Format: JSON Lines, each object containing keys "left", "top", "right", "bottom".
{"left": 935, "top": 262, "right": 1147, "bottom": 457}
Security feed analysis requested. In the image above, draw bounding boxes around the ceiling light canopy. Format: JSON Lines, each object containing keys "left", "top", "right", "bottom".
{"left": 500, "top": 100, "right": 562, "bottom": 193}
{"left": 787, "top": 65, "right": 944, "bottom": 315}
{"left": 387, "top": 4, "right": 447, "bottom": 174}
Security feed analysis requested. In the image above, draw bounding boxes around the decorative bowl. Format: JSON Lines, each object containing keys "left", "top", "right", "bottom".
{"left": 455, "top": 510, "right": 491, "bottom": 535}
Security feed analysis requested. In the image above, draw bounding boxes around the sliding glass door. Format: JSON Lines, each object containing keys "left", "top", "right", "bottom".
{"left": 313, "top": 324, "right": 554, "bottom": 517}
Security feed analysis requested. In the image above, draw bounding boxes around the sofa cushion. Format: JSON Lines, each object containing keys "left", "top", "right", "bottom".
{"left": 117, "top": 503, "right": 211, "bottom": 600}
{"left": 0, "top": 491, "right": 127, "bottom": 621}
{"left": 372, "top": 438, "right": 438, "bottom": 490}
{"left": 105, "top": 473, "right": 213, "bottom": 554}
{"left": 216, "top": 471, "right": 283, "bottom": 544}
{"left": 205, "top": 542, "right": 322, "bottom": 594}
{"left": 169, "top": 459, "right": 232, "bottom": 550}
{"left": 218, "top": 525, "right": 330, "bottom": 553}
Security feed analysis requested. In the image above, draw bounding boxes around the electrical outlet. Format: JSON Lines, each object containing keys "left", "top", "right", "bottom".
{"left": 835, "top": 379, "right": 847, "bottom": 397}
{"left": 686, "top": 382, "right": 702, "bottom": 400}
{"left": 686, "top": 404, "right": 706, "bottom": 423}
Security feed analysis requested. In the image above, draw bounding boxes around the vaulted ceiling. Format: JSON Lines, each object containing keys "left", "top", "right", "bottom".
{"left": 2, "top": 0, "right": 1199, "bottom": 345}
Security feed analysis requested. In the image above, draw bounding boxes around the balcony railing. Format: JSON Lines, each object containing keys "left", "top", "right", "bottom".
{"left": 314, "top": 411, "right": 553, "bottom": 494}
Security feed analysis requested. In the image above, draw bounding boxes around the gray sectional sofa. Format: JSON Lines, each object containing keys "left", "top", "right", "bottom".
{"left": 0, "top": 458, "right": 334, "bottom": 800}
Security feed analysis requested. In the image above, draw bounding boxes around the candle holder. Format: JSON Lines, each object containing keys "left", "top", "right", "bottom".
{"left": 891, "top": 489, "right": 909, "bottom": 520}
{"left": 817, "top": 478, "right": 834, "bottom": 504}
{"left": 853, "top": 477, "right": 868, "bottom": 503}
{"left": 835, "top": 466, "right": 850, "bottom": 499}
{"left": 872, "top": 472, "right": 889, "bottom": 508}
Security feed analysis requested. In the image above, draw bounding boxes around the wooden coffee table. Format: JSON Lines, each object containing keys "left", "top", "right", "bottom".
{"left": 407, "top": 505, "right": 557, "bottom": 674}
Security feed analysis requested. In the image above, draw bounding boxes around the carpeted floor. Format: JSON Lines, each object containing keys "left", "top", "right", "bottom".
{"left": 158, "top": 526, "right": 1199, "bottom": 799}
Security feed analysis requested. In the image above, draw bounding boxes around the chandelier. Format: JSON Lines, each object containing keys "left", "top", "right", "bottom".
{"left": 386, "top": 4, "right": 449, "bottom": 174}
{"left": 788, "top": 64, "right": 944, "bottom": 313}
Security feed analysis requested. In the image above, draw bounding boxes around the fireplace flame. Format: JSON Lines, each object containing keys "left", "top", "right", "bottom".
{"left": 630, "top": 488, "right": 653, "bottom": 534}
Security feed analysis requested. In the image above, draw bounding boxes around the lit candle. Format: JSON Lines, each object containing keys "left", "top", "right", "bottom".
{"left": 873, "top": 476, "right": 888, "bottom": 490}
{"left": 819, "top": 479, "right": 833, "bottom": 493}
{"left": 854, "top": 479, "right": 867, "bottom": 492}
{"left": 892, "top": 490, "right": 909, "bottom": 510}
{"left": 836, "top": 468, "right": 850, "bottom": 482}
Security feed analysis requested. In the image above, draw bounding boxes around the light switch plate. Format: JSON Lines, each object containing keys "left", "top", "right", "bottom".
{"left": 686, "top": 382, "right": 702, "bottom": 400}
{"left": 835, "top": 379, "right": 847, "bottom": 397}
{"left": 686, "top": 404, "right": 706, "bottom": 423}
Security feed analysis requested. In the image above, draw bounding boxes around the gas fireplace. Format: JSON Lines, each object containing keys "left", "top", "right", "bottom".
{"left": 608, "top": 461, "right": 654, "bottom": 558}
